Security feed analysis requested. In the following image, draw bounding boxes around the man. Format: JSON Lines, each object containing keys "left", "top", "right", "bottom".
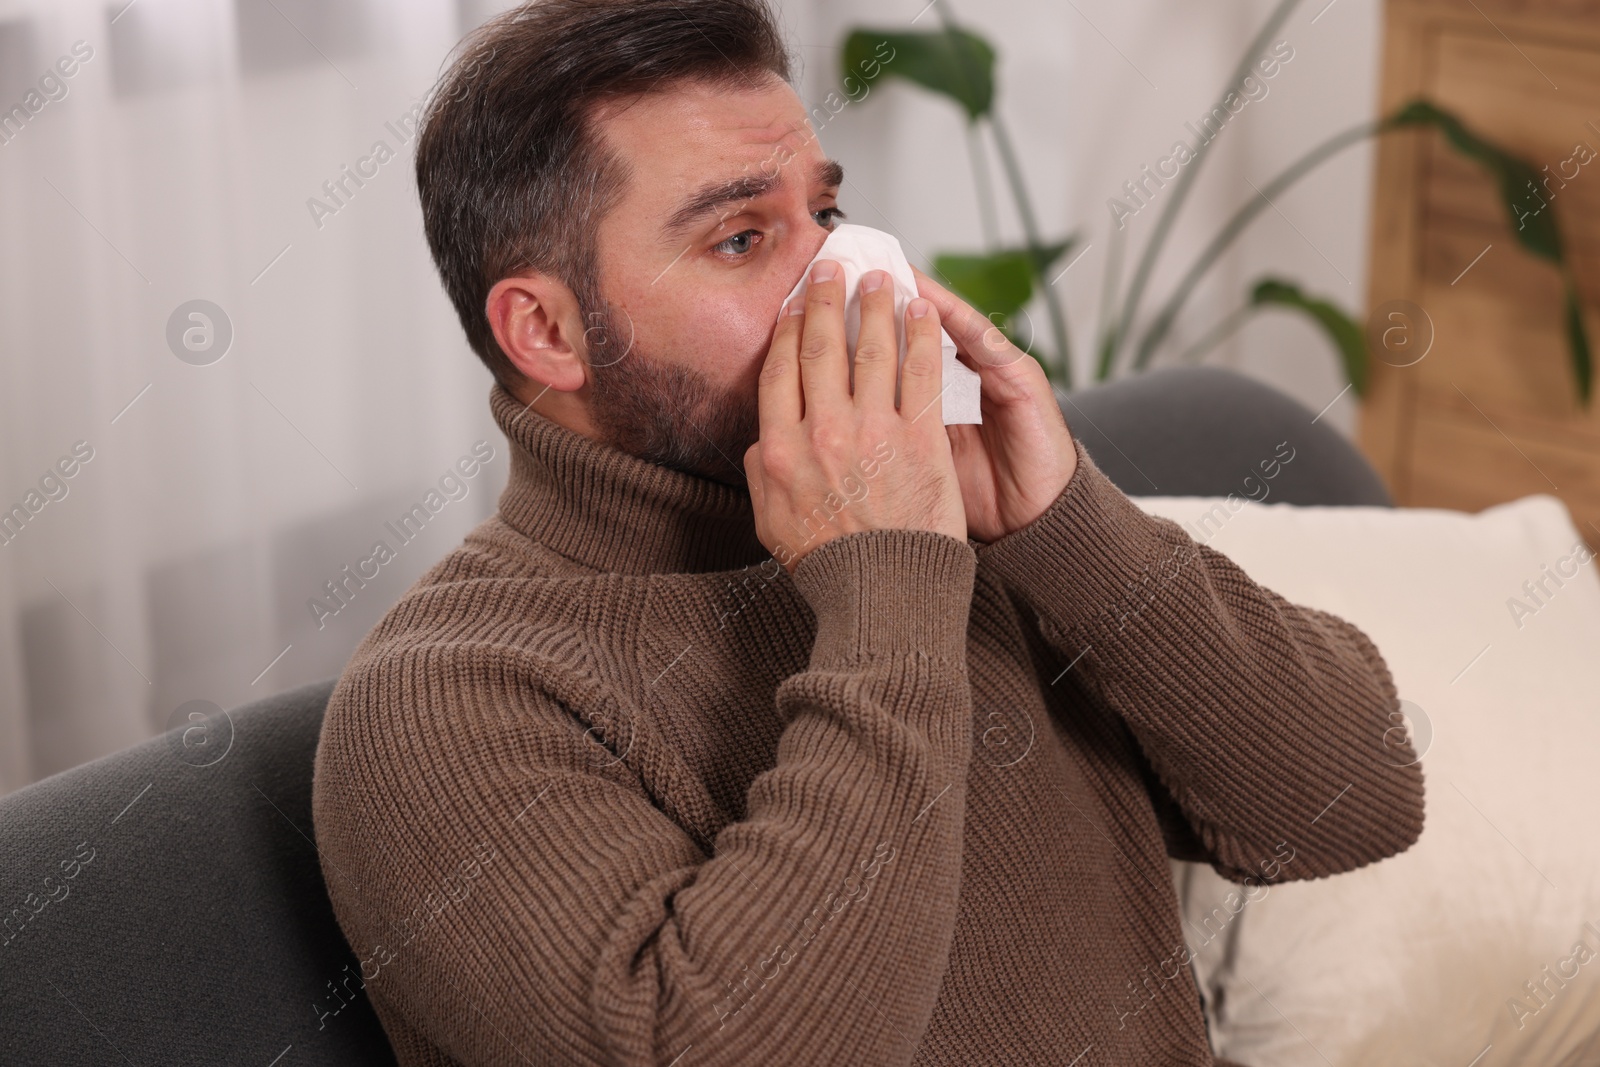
{"left": 310, "top": 1, "right": 1426, "bottom": 1064}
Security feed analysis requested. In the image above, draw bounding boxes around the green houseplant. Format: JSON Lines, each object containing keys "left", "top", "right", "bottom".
{"left": 840, "top": 0, "right": 1592, "bottom": 403}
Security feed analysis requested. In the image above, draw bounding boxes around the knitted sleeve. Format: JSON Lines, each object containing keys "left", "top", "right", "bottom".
{"left": 975, "top": 438, "right": 1425, "bottom": 884}
{"left": 311, "top": 529, "right": 977, "bottom": 1067}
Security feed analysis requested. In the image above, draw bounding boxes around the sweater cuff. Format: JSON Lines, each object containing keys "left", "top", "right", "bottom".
{"left": 975, "top": 437, "right": 1194, "bottom": 644}
{"left": 790, "top": 529, "right": 976, "bottom": 667}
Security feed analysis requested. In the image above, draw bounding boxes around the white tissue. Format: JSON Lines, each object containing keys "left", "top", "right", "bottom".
{"left": 779, "top": 223, "right": 982, "bottom": 425}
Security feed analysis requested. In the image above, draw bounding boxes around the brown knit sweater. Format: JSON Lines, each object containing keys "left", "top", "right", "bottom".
{"left": 311, "top": 382, "right": 1425, "bottom": 1066}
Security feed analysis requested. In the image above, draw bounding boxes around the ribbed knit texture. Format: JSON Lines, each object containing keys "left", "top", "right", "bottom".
{"left": 310, "top": 382, "right": 1426, "bottom": 1067}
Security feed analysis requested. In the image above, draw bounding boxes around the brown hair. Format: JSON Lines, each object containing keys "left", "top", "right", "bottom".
{"left": 415, "top": 0, "right": 795, "bottom": 391}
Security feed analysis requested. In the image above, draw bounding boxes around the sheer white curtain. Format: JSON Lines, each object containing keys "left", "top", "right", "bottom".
{"left": 0, "top": 0, "right": 543, "bottom": 794}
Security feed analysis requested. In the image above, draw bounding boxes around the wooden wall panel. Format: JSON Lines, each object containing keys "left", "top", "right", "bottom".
{"left": 1363, "top": 0, "right": 1600, "bottom": 546}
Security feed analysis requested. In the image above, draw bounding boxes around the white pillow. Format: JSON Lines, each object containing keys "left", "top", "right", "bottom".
{"left": 1132, "top": 493, "right": 1600, "bottom": 1067}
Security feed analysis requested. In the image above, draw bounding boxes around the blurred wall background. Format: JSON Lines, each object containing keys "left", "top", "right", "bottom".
{"left": 0, "top": 0, "right": 1380, "bottom": 795}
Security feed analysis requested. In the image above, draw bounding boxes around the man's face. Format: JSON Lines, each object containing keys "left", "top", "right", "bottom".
{"left": 580, "top": 75, "right": 845, "bottom": 487}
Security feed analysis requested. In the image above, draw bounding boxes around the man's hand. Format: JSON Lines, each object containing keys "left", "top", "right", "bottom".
{"left": 911, "top": 265, "right": 1078, "bottom": 545}
{"left": 745, "top": 262, "right": 967, "bottom": 574}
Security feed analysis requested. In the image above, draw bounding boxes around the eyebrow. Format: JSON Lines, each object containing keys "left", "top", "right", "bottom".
{"left": 663, "top": 157, "right": 845, "bottom": 241}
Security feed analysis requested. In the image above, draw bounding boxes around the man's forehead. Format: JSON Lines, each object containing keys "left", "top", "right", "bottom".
{"left": 596, "top": 79, "right": 815, "bottom": 174}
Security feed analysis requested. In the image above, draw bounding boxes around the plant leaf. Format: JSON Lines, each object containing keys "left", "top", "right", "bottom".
{"left": 1387, "top": 100, "right": 1562, "bottom": 264}
{"left": 931, "top": 240, "right": 1073, "bottom": 319}
{"left": 933, "top": 251, "right": 1034, "bottom": 325}
{"left": 1250, "top": 278, "right": 1368, "bottom": 396}
{"left": 1025, "top": 238, "right": 1077, "bottom": 277}
{"left": 1566, "top": 280, "right": 1594, "bottom": 405}
{"left": 841, "top": 28, "right": 996, "bottom": 121}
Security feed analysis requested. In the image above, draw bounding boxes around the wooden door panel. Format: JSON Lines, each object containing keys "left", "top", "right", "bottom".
{"left": 1362, "top": 0, "right": 1600, "bottom": 548}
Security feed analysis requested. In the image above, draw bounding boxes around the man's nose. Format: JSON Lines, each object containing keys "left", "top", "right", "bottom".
{"left": 774, "top": 215, "right": 834, "bottom": 315}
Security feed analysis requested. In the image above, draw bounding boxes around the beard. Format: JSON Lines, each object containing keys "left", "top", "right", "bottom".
{"left": 582, "top": 298, "right": 760, "bottom": 488}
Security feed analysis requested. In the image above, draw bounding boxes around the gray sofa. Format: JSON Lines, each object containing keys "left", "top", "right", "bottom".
{"left": 0, "top": 368, "right": 1389, "bottom": 1065}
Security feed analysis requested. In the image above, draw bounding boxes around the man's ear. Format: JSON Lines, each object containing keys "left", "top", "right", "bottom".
{"left": 485, "top": 274, "right": 588, "bottom": 393}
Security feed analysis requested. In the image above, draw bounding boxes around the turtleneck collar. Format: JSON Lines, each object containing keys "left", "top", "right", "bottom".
{"left": 488, "top": 382, "right": 770, "bottom": 575}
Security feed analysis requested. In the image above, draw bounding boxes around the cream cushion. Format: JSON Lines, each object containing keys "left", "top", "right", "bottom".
{"left": 1132, "top": 493, "right": 1600, "bottom": 1067}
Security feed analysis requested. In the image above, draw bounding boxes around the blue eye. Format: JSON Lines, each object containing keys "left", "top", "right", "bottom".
{"left": 707, "top": 207, "right": 844, "bottom": 260}
{"left": 716, "top": 230, "right": 758, "bottom": 257}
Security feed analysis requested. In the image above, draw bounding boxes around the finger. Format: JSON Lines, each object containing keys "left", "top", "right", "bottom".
{"left": 798, "top": 260, "right": 851, "bottom": 417}
{"left": 899, "top": 298, "right": 946, "bottom": 426}
{"left": 911, "top": 268, "right": 1011, "bottom": 369}
{"left": 913, "top": 264, "right": 1041, "bottom": 402}
{"left": 852, "top": 270, "right": 898, "bottom": 414}
{"left": 758, "top": 297, "right": 806, "bottom": 431}
{"left": 743, "top": 442, "right": 765, "bottom": 511}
